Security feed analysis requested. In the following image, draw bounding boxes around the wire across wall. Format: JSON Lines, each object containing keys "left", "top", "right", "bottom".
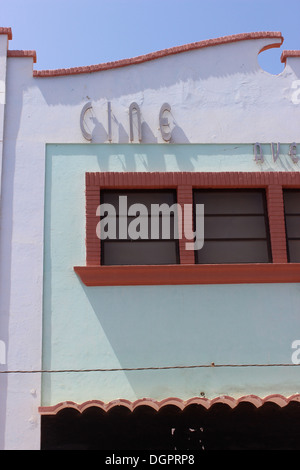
{"left": 0, "top": 362, "right": 299, "bottom": 374}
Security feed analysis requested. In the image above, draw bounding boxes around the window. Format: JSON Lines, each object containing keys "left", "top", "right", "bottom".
{"left": 100, "top": 189, "right": 180, "bottom": 265}
{"left": 193, "top": 189, "right": 272, "bottom": 264}
{"left": 283, "top": 189, "right": 300, "bottom": 263}
{"left": 75, "top": 172, "right": 300, "bottom": 286}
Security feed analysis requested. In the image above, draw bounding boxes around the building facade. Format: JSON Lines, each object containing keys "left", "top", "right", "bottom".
{"left": 1, "top": 28, "right": 300, "bottom": 449}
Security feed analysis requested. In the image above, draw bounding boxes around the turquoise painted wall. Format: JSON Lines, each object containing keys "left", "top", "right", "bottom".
{"left": 42, "top": 144, "right": 300, "bottom": 406}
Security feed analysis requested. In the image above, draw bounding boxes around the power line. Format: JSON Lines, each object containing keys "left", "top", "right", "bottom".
{"left": 0, "top": 362, "right": 299, "bottom": 374}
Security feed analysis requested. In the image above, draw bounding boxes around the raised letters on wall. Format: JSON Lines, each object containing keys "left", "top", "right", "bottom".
{"left": 79, "top": 102, "right": 299, "bottom": 165}
{"left": 80, "top": 101, "right": 172, "bottom": 143}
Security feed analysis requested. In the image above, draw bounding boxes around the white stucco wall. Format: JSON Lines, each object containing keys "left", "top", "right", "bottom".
{"left": 0, "top": 31, "right": 300, "bottom": 449}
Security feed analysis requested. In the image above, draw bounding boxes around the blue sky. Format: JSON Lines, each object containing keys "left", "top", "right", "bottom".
{"left": 2, "top": 0, "right": 300, "bottom": 75}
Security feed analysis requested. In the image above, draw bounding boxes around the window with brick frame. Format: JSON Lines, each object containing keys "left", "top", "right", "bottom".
{"left": 283, "top": 189, "right": 300, "bottom": 263}
{"left": 74, "top": 172, "right": 300, "bottom": 286}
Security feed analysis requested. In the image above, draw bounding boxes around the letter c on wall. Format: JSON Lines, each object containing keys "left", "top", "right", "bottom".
{"left": 80, "top": 101, "right": 93, "bottom": 141}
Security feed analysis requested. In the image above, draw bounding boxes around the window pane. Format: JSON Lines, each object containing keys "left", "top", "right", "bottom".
{"left": 204, "top": 215, "right": 267, "bottom": 239}
{"left": 283, "top": 190, "right": 300, "bottom": 214}
{"left": 101, "top": 190, "right": 177, "bottom": 212}
{"left": 100, "top": 190, "right": 180, "bottom": 265}
{"left": 196, "top": 240, "right": 271, "bottom": 264}
{"left": 287, "top": 240, "right": 300, "bottom": 263}
{"left": 101, "top": 215, "right": 177, "bottom": 240}
{"left": 102, "top": 241, "right": 179, "bottom": 265}
{"left": 285, "top": 215, "right": 300, "bottom": 239}
{"left": 194, "top": 190, "right": 266, "bottom": 214}
{"left": 193, "top": 189, "right": 270, "bottom": 264}
{"left": 283, "top": 190, "right": 300, "bottom": 263}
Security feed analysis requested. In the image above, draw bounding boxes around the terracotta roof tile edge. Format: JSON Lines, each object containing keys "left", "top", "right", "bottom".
{"left": 32, "top": 31, "right": 283, "bottom": 78}
{"left": 281, "top": 50, "right": 300, "bottom": 63}
{"left": 7, "top": 50, "right": 37, "bottom": 63}
{"left": 38, "top": 393, "right": 300, "bottom": 414}
{"left": 0, "top": 27, "right": 12, "bottom": 40}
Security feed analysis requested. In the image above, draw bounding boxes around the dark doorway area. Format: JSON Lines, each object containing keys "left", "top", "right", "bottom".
{"left": 41, "top": 401, "right": 300, "bottom": 450}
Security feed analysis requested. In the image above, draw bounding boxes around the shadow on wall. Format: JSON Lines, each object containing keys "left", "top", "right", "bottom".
{"left": 83, "top": 104, "right": 190, "bottom": 144}
{"left": 74, "top": 279, "right": 296, "bottom": 400}
{"left": 33, "top": 37, "right": 300, "bottom": 145}
{"left": 0, "top": 62, "right": 27, "bottom": 449}
{"left": 35, "top": 38, "right": 288, "bottom": 107}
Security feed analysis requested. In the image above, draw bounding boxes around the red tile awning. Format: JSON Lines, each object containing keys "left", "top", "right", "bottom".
{"left": 39, "top": 394, "right": 300, "bottom": 415}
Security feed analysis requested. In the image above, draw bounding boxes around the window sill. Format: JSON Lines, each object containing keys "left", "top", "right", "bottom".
{"left": 74, "top": 263, "right": 300, "bottom": 286}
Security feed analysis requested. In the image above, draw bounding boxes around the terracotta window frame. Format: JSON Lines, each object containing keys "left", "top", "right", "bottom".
{"left": 74, "top": 171, "right": 300, "bottom": 286}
